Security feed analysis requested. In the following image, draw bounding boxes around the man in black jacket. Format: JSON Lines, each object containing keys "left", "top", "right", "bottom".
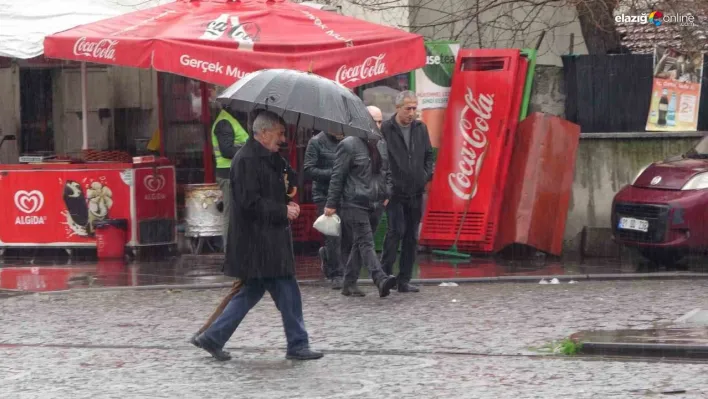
{"left": 380, "top": 91, "right": 434, "bottom": 293}
{"left": 193, "top": 110, "right": 323, "bottom": 362}
{"left": 304, "top": 130, "right": 344, "bottom": 289}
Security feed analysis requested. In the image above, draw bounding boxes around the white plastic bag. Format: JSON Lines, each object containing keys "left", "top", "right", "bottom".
{"left": 313, "top": 214, "right": 341, "bottom": 237}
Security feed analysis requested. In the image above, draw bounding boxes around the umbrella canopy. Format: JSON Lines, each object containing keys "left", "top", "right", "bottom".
{"left": 43, "top": 0, "right": 425, "bottom": 88}
{"left": 218, "top": 69, "right": 379, "bottom": 139}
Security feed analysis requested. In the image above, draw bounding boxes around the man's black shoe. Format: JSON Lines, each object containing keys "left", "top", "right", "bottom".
{"left": 378, "top": 276, "right": 397, "bottom": 298}
{"left": 286, "top": 348, "right": 324, "bottom": 360}
{"left": 342, "top": 284, "right": 365, "bottom": 297}
{"left": 190, "top": 333, "right": 202, "bottom": 348}
{"left": 194, "top": 334, "right": 232, "bottom": 361}
{"left": 331, "top": 276, "right": 344, "bottom": 290}
{"left": 397, "top": 282, "right": 420, "bottom": 293}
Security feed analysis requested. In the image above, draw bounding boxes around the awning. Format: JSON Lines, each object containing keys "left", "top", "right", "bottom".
{"left": 43, "top": 0, "right": 425, "bottom": 87}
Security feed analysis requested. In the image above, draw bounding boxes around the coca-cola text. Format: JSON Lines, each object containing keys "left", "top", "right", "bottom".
{"left": 448, "top": 88, "right": 495, "bottom": 200}
{"left": 336, "top": 54, "right": 387, "bottom": 85}
{"left": 73, "top": 37, "right": 118, "bottom": 61}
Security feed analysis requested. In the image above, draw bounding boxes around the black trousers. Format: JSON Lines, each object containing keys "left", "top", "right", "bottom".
{"left": 340, "top": 206, "right": 385, "bottom": 286}
{"left": 381, "top": 195, "right": 422, "bottom": 283}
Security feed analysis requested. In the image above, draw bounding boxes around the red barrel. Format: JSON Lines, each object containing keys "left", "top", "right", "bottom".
{"left": 95, "top": 219, "right": 128, "bottom": 260}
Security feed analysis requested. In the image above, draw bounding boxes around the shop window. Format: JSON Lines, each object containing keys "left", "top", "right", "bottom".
{"left": 159, "top": 73, "right": 206, "bottom": 185}
{"left": 19, "top": 68, "right": 54, "bottom": 154}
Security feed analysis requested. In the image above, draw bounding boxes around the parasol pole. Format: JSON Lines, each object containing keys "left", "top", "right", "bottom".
{"left": 81, "top": 62, "right": 89, "bottom": 150}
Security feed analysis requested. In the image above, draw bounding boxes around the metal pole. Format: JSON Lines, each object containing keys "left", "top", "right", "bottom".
{"left": 81, "top": 62, "right": 89, "bottom": 150}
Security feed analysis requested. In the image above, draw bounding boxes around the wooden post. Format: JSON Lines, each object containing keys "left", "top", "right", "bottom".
{"left": 569, "top": 33, "right": 575, "bottom": 55}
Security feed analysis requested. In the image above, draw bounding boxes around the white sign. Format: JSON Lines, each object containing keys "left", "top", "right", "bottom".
{"left": 335, "top": 54, "right": 387, "bottom": 85}
{"left": 14, "top": 190, "right": 47, "bottom": 225}
{"left": 200, "top": 14, "right": 258, "bottom": 51}
{"left": 447, "top": 88, "right": 494, "bottom": 201}
{"left": 144, "top": 174, "right": 166, "bottom": 192}
{"left": 179, "top": 54, "right": 248, "bottom": 79}
{"left": 14, "top": 190, "right": 44, "bottom": 214}
{"left": 73, "top": 37, "right": 118, "bottom": 61}
{"left": 144, "top": 174, "right": 167, "bottom": 200}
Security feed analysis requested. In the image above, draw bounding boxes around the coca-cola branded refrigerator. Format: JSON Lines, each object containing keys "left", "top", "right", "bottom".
{"left": 420, "top": 49, "right": 528, "bottom": 253}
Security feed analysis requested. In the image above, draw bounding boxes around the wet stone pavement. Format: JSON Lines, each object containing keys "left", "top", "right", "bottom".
{"left": 3, "top": 280, "right": 708, "bottom": 397}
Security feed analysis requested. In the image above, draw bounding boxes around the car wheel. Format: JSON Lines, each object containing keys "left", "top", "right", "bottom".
{"left": 640, "top": 249, "right": 685, "bottom": 269}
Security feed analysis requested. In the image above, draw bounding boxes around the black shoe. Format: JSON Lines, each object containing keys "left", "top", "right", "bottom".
{"left": 190, "top": 333, "right": 202, "bottom": 348}
{"left": 377, "top": 275, "right": 397, "bottom": 298}
{"left": 286, "top": 347, "right": 324, "bottom": 360}
{"left": 194, "top": 334, "right": 232, "bottom": 361}
{"left": 397, "top": 282, "right": 420, "bottom": 293}
{"left": 318, "top": 247, "right": 327, "bottom": 278}
{"left": 342, "top": 284, "right": 366, "bottom": 297}
{"left": 331, "top": 276, "right": 344, "bottom": 290}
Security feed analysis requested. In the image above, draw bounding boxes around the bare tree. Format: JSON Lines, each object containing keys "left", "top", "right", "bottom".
{"left": 302, "top": 0, "right": 706, "bottom": 55}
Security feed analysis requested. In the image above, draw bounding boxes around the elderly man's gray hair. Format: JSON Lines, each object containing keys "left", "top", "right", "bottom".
{"left": 395, "top": 90, "right": 417, "bottom": 106}
{"left": 252, "top": 111, "right": 284, "bottom": 136}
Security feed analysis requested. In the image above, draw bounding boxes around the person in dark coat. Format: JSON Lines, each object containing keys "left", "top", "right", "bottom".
{"left": 193, "top": 110, "right": 323, "bottom": 362}
{"left": 304, "top": 130, "right": 344, "bottom": 289}
{"left": 380, "top": 91, "right": 434, "bottom": 293}
{"left": 324, "top": 133, "right": 398, "bottom": 298}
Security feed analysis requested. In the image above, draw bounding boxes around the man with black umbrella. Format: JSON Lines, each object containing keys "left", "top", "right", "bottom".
{"left": 380, "top": 91, "right": 434, "bottom": 293}
{"left": 192, "top": 110, "right": 322, "bottom": 362}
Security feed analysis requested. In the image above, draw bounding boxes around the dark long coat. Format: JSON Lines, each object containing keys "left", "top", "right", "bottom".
{"left": 224, "top": 138, "right": 295, "bottom": 280}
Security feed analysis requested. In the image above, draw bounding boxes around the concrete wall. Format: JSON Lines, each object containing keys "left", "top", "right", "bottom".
{"left": 563, "top": 134, "right": 703, "bottom": 256}
{"left": 408, "top": 0, "right": 587, "bottom": 66}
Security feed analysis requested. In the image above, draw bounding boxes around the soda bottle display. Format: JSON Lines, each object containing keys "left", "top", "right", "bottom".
{"left": 657, "top": 88, "right": 669, "bottom": 125}
{"left": 649, "top": 90, "right": 660, "bottom": 124}
{"left": 667, "top": 92, "right": 677, "bottom": 126}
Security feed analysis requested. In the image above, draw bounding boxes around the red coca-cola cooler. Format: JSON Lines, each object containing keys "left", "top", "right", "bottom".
{"left": 420, "top": 49, "right": 528, "bottom": 253}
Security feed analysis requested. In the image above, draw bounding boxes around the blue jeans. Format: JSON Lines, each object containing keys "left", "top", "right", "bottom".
{"left": 201, "top": 277, "right": 309, "bottom": 353}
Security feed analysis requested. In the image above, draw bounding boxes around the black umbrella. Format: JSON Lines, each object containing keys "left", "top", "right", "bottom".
{"left": 217, "top": 69, "right": 380, "bottom": 140}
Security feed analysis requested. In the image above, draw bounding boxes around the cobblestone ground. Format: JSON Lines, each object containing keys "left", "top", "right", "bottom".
{"left": 3, "top": 280, "right": 708, "bottom": 398}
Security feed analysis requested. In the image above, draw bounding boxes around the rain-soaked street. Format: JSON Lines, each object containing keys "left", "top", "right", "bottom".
{"left": 3, "top": 252, "right": 708, "bottom": 398}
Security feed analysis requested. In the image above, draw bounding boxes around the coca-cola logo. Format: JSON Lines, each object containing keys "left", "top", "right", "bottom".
{"left": 144, "top": 174, "right": 166, "bottom": 193}
{"left": 14, "top": 190, "right": 45, "bottom": 214}
{"left": 447, "top": 88, "right": 494, "bottom": 201}
{"left": 73, "top": 37, "right": 118, "bottom": 61}
{"left": 335, "top": 54, "right": 387, "bottom": 85}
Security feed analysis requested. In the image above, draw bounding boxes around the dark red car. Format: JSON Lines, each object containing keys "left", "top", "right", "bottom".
{"left": 612, "top": 136, "right": 708, "bottom": 266}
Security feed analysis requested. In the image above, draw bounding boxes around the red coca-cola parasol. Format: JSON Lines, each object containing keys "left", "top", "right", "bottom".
{"left": 43, "top": 0, "right": 425, "bottom": 88}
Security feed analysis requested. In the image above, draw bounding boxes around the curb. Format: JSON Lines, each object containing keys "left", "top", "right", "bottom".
{"left": 23, "top": 272, "right": 708, "bottom": 295}
{"left": 580, "top": 342, "right": 708, "bottom": 359}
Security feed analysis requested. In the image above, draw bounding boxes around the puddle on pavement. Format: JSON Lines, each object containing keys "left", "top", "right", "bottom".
{"left": 1, "top": 249, "right": 708, "bottom": 293}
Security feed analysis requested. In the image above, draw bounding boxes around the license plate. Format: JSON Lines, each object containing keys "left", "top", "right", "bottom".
{"left": 618, "top": 217, "right": 649, "bottom": 232}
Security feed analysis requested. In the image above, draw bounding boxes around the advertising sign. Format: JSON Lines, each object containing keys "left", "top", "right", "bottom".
{"left": 134, "top": 166, "right": 176, "bottom": 221}
{"left": 0, "top": 168, "right": 132, "bottom": 246}
{"left": 415, "top": 41, "right": 460, "bottom": 148}
{"left": 646, "top": 45, "right": 704, "bottom": 132}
